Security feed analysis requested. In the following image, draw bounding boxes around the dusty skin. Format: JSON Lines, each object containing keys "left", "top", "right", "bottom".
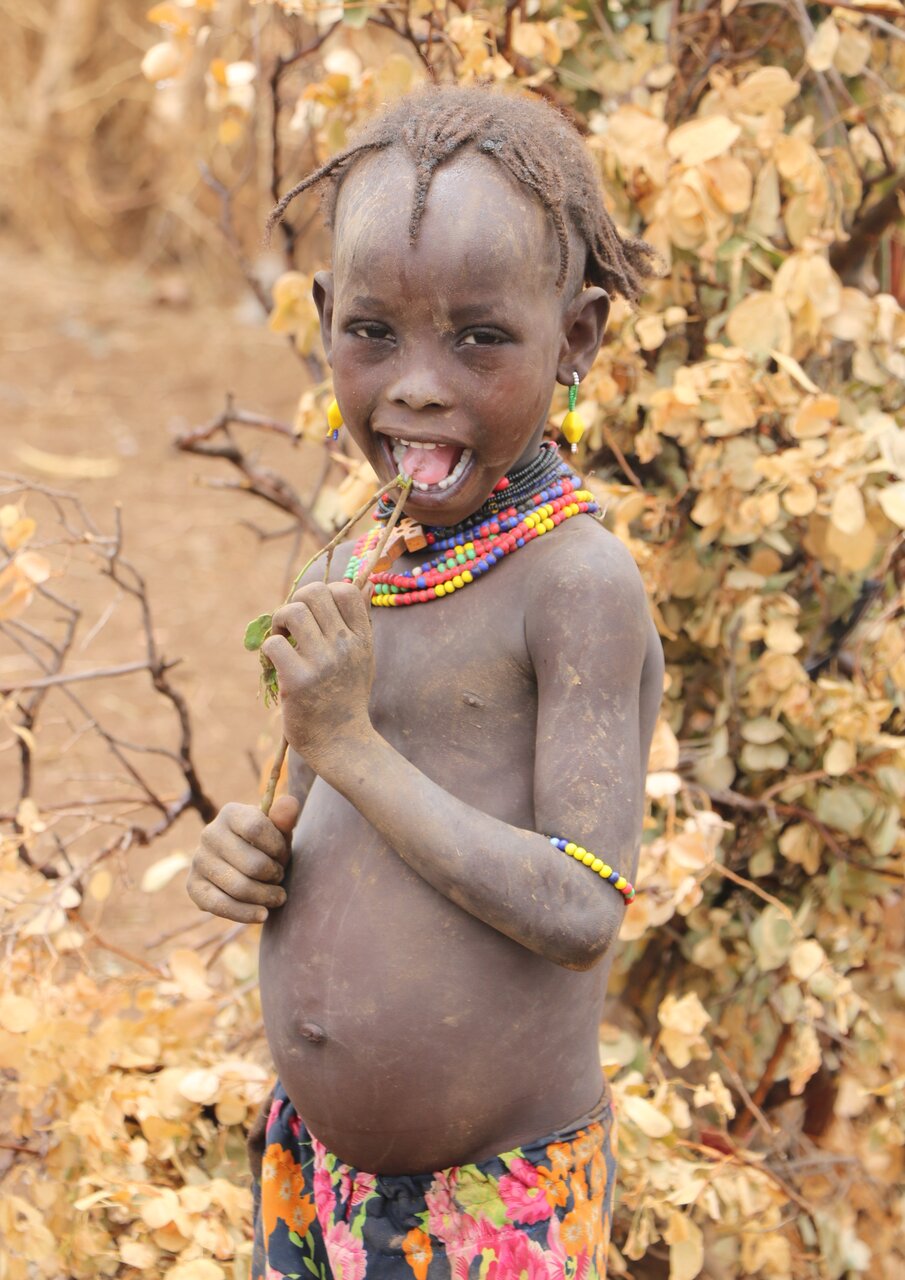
{"left": 189, "top": 151, "right": 664, "bottom": 1175}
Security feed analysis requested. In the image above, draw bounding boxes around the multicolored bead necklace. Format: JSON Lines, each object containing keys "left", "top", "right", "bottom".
{"left": 344, "top": 447, "right": 600, "bottom": 607}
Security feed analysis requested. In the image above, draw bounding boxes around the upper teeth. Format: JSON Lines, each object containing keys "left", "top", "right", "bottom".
{"left": 391, "top": 441, "right": 474, "bottom": 492}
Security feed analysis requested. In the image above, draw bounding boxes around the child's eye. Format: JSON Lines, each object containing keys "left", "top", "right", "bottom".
{"left": 349, "top": 322, "right": 391, "bottom": 340}
{"left": 460, "top": 329, "right": 507, "bottom": 347}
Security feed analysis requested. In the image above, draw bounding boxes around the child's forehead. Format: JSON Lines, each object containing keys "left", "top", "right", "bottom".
{"left": 332, "top": 149, "right": 560, "bottom": 293}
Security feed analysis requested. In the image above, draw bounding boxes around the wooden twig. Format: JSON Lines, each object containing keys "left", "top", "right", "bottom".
{"left": 0, "top": 658, "right": 178, "bottom": 694}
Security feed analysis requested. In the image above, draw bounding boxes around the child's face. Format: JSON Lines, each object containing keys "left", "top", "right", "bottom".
{"left": 314, "top": 151, "right": 608, "bottom": 526}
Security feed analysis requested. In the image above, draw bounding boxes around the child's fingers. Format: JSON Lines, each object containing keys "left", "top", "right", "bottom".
{"left": 205, "top": 857, "right": 288, "bottom": 909}
{"left": 290, "top": 583, "right": 345, "bottom": 643}
{"left": 267, "top": 604, "right": 323, "bottom": 658}
{"left": 261, "top": 633, "right": 309, "bottom": 690}
{"left": 331, "top": 581, "right": 371, "bottom": 637}
{"left": 269, "top": 793, "right": 301, "bottom": 838}
{"left": 224, "top": 802, "right": 292, "bottom": 860}
{"left": 191, "top": 881, "right": 270, "bottom": 925}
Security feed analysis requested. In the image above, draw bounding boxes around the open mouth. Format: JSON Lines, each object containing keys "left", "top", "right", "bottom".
{"left": 387, "top": 437, "right": 475, "bottom": 493}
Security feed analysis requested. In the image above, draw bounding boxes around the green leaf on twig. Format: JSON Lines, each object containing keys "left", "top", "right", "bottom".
{"left": 244, "top": 613, "right": 272, "bottom": 651}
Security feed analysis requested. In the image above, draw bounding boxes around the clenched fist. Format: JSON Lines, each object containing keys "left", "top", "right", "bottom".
{"left": 187, "top": 794, "right": 300, "bottom": 923}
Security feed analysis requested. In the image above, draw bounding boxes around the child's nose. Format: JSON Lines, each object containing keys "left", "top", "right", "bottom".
{"left": 386, "top": 367, "right": 450, "bottom": 412}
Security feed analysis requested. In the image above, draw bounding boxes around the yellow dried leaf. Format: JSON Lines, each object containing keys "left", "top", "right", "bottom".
{"left": 658, "top": 992, "right": 711, "bottom": 1068}
{"left": 830, "top": 482, "right": 865, "bottom": 535}
{"left": 178, "top": 1068, "right": 221, "bottom": 1104}
{"left": 823, "top": 737, "right": 855, "bottom": 776}
{"left": 2, "top": 516, "right": 36, "bottom": 551}
{"left": 790, "top": 939, "right": 825, "bottom": 982}
{"left": 139, "top": 1188, "right": 180, "bottom": 1230}
{"left": 167, "top": 1262, "right": 226, "bottom": 1280}
{"left": 667, "top": 115, "right": 740, "bottom": 166}
{"left": 740, "top": 741, "right": 789, "bottom": 771}
{"left": 511, "top": 20, "right": 545, "bottom": 58}
{"left": 636, "top": 313, "right": 666, "bottom": 350}
{"left": 786, "top": 1021, "right": 821, "bottom": 1095}
{"left": 806, "top": 18, "right": 839, "bottom": 72}
{"left": 646, "top": 770, "right": 682, "bottom": 798}
{"left": 620, "top": 1093, "right": 673, "bottom": 1138}
{"left": 119, "top": 1239, "right": 158, "bottom": 1268}
{"left": 783, "top": 481, "right": 818, "bottom": 516}
{"left": 141, "top": 851, "right": 190, "bottom": 893}
{"left": 141, "top": 40, "right": 184, "bottom": 84}
{"left": 168, "top": 949, "right": 214, "bottom": 1001}
{"left": 834, "top": 25, "right": 871, "bottom": 77}
{"left": 878, "top": 481, "right": 905, "bottom": 528}
{"left": 779, "top": 821, "right": 821, "bottom": 874}
{"left": 0, "top": 994, "right": 39, "bottom": 1033}
{"left": 764, "top": 618, "right": 803, "bottom": 654}
{"left": 735, "top": 65, "right": 800, "bottom": 113}
{"left": 664, "top": 1211, "right": 704, "bottom": 1280}
{"left": 726, "top": 293, "right": 791, "bottom": 357}
{"left": 87, "top": 869, "right": 113, "bottom": 902}
{"left": 648, "top": 718, "right": 680, "bottom": 771}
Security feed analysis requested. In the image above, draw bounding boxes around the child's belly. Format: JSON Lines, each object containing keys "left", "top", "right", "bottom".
{"left": 258, "top": 783, "right": 610, "bottom": 1175}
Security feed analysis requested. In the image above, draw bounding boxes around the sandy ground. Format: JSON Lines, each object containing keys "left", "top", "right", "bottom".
{"left": 1, "top": 239, "right": 326, "bottom": 949}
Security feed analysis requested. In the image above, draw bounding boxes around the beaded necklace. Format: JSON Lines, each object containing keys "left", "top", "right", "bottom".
{"left": 344, "top": 448, "right": 599, "bottom": 607}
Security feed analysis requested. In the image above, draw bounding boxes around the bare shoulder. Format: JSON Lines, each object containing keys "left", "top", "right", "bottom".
{"left": 526, "top": 516, "right": 649, "bottom": 618}
{"left": 525, "top": 517, "right": 662, "bottom": 674}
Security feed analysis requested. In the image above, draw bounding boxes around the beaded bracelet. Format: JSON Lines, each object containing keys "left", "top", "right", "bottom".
{"left": 548, "top": 837, "right": 635, "bottom": 904}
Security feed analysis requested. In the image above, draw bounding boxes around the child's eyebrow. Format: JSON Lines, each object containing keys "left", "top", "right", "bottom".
{"left": 347, "top": 294, "right": 386, "bottom": 312}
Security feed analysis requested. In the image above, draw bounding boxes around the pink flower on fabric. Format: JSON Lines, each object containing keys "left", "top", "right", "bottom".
{"left": 266, "top": 1097, "right": 284, "bottom": 1131}
{"left": 324, "top": 1220, "right": 367, "bottom": 1280}
{"left": 498, "top": 1158, "right": 553, "bottom": 1225}
{"left": 313, "top": 1163, "right": 335, "bottom": 1223}
{"left": 426, "top": 1172, "right": 486, "bottom": 1263}
{"left": 486, "top": 1230, "right": 550, "bottom": 1280}
{"left": 351, "top": 1170, "right": 377, "bottom": 1206}
{"left": 288, "top": 1112, "right": 301, "bottom": 1137}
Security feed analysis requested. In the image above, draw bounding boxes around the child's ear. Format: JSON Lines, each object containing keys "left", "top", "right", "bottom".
{"left": 312, "top": 271, "right": 335, "bottom": 366}
{"left": 557, "top": 287, "right": 610, "bottom": 385}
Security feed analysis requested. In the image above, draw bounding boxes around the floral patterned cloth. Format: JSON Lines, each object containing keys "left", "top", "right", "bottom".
{"left": 251, "top": 1080, "right": 617, "bottom": 1279}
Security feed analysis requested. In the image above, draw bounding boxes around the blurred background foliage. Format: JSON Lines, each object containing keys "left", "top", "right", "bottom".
{"left": 2, "top": 2, "right": 905, "bottom": 1278}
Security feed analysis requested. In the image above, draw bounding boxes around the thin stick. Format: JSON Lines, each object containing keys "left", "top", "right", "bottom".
{"left": 260, "top": 476, "right": 412, "bottom": 816}
{"left": 286, "top": 475, "right": 404, "bottom": 604}
{"left": 356, "top": 478, "right": 413, "bottom": 585}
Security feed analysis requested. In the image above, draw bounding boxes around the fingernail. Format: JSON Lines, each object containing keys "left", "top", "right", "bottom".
{"left": 256, "top": 909, "right": 267, "bottom": 922}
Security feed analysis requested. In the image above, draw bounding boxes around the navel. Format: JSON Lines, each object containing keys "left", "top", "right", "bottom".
{"left": 299, "top": 1020, "right": 327, "bottom": 1045}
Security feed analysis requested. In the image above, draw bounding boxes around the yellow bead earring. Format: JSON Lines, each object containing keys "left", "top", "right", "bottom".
{"left": 561, "top": 372, "right": 585, "bottom": 453}
{"left": 325, "top": 397, "right": 343, "bottom": 442}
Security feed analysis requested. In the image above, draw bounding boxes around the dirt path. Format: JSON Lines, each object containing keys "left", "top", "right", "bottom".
{"left": 1, "top": 241, "right": 324, "bottom": 948}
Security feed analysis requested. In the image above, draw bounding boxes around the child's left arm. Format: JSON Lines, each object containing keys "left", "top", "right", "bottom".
{"left": 262, "top": 536, "right": 659, "bottom": 971}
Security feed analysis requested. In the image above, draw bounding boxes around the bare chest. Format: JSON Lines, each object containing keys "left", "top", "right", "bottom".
{"left": 366, "top": 564, "right": 538, "bottom": 767}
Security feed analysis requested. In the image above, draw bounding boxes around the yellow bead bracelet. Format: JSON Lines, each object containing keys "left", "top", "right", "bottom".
{"left": 548, "top": 837, "right": 635, "bottom": 904}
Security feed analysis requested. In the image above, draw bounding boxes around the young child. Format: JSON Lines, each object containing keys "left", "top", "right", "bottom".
{"left": 188, "top": 85, "right": 664, "bottom": 1280}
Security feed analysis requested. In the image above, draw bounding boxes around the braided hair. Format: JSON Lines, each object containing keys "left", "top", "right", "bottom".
{"left": 267, "top": 84, "right": 661, "bottom": 303}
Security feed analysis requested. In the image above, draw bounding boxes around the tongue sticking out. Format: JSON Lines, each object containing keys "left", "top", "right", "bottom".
{"left": 402, "top": 444, "right": 461, "bottom": 486}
